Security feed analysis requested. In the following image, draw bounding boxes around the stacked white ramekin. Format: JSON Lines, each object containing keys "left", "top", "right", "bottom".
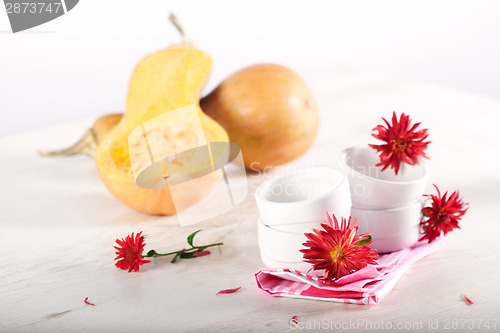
{"left": 339, "top": 146, "right": 428, "bottom": 253}
{"left": 255, "top": 167, "right": 351, "bottom": 272}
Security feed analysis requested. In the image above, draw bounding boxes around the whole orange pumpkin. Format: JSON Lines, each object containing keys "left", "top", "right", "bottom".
{"left": 201, "top": 64, "right": 319, "bottom": 171}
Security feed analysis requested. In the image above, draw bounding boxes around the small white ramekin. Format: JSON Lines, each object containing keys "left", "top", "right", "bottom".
{"left": 257, "top": 218, "right": 310, "bottom": 263}
{"left": 259, "top": 252, "right": 322, "bottom": 276}
{"left": 367, "top": 227, "right": 421, "bottom": 253}
{"left": 265, "top": 221, "right": 322, "bottom": 233}
{"left": 339, "top": 146, "right": 427, "bottom": 209}
{"left": 351, "top": 200, "right": 423, "bottom": 253}
{"left": 255, "top": 167, "right": 351, "bottom": 226}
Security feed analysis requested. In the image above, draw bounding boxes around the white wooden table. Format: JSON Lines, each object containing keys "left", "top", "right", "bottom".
{"left": 2, "top": 68, "right": 500, "bottom": 332}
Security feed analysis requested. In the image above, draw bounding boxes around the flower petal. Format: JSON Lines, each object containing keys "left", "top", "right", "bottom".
{"left": 462, "top": 293, "right": 474, "bottom": 305}
{"left": 217, "top": 287, "right": 242, "bottom": 295}
{"left": 84, "top": 297, "right": 95, "bottom": 306}
{"left": 193, "top": 250, "right": 211, "bottom": 257}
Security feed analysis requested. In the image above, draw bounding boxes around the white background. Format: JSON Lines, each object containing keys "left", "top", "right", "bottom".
{"left": 1, "top": 0, "right": 499, "bottom": 136}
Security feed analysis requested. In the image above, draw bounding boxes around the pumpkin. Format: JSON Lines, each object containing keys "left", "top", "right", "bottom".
{"left": 93, "top": 15, "right": 228, "bottom": 215}
{"left": 200, "top": 64, "right": 319, "bottom": 170}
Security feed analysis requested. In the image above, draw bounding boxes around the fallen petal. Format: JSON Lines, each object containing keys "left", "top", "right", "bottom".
{"left": 84, "top": 297, "right": 95, "bottom": 306}
{"left": 193, "top": 250, "right": 211, "bottom": 257}
{"left": 217, "top": 287, "right": 242, "bottom": 295}
{"left": 461, "top": 293, "right": 474, "bottom": 305}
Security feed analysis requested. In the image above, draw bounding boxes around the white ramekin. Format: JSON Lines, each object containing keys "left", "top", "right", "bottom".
{"left": 351, "top": 200, "right": 423, "bottom": 253}
{"left": 257, "top": 218, "right": 309, "bottom": 263}
{"left": 339, "top": 146, "right": 427, "bottom": 209}
{"left": 259, "top": 252, "right": 322, "bottom": 276}
{"left": 255, "top": 167, "right": 351, "bottom": 226}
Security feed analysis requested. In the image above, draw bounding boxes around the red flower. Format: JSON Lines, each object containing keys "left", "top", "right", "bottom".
{"left": 369, "top": 112, "right": 430, "bottom": 175}
{"left": 420, "top": 185, "right": 468, "bottom": 243}
{"left": 114, "top": 232, "right": 151, "bottom": 272}
{"left": 300, "top": 214, "right": 379, "bottom": 281}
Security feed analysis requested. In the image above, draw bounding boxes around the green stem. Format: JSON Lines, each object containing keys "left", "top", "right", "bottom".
{"left": 142, "top": 229, "right": 222, "bottom": 263}
{"left": 142, "top": 242, "right": 223, "bottom": 258}
{"left": 145, "top": 249, "right": 184, "bottom": 258}
{"left": 38, "top": 128, "right": 97, "bottom": 157}
{"left": 168, "top": 13, "right": 192, "bottom": 46}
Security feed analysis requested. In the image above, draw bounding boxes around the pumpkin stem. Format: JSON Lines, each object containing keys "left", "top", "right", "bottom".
{"left": 169, "top": 13, "right": 192, "bottom": 47}
{"left": 38, "top": 128, "right": 97, "bottom": 157}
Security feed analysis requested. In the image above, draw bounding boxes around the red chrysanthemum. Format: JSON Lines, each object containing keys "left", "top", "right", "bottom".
{"left": 300, "top": 213, "right": 379, "bottom": 281}
{"left": 420, "top": 185, "right": 468, "bottom": 243}
{"left": 114, "top": 232, "right": 151, "bottom": 272}
{"left": 369, "top": 111, "right": 430, "bottom": 175}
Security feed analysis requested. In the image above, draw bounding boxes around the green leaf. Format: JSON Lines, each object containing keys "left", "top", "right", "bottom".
{"left": 187, "top": 229, "right": 203, "bottom": 247}
{"left": 355, "top": 235, "right": 372, "bottom": 246}
{"left": 146, "top": 250, "right": 157, "bottom": 257}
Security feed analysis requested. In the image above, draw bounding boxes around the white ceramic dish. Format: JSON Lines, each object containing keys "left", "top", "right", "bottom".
{"left": 339, "top": 146, "right": 427, "bottom": 209}
{"left": 255, "top": 167, "right": 351, "bottom": 226}
{"left": 259, "top": 252, "right": 315, "bottom": 274}
{"left": 257, "top": 218, "right": 308, "bottom": 263}
{"left": 259, "top": 252, "right": 323, "bottom": 276}
{"left": 266, "top": 220, "right": 331, "bottom": 233}
{"left": 351, "top": 201, "right": 423, "bottom": 253}
{"left": 265, "top": 221, "right": 323, "bottom": 233}
{"left": 367, "top": 227, "right": 421, "bottom": 253}
{"left": 266, "top": 209, "right": 351, "bottom": 233}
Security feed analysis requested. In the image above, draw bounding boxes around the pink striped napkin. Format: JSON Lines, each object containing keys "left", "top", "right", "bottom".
{"left": 255, "top": 237, "right": 444, "bottom": 305}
